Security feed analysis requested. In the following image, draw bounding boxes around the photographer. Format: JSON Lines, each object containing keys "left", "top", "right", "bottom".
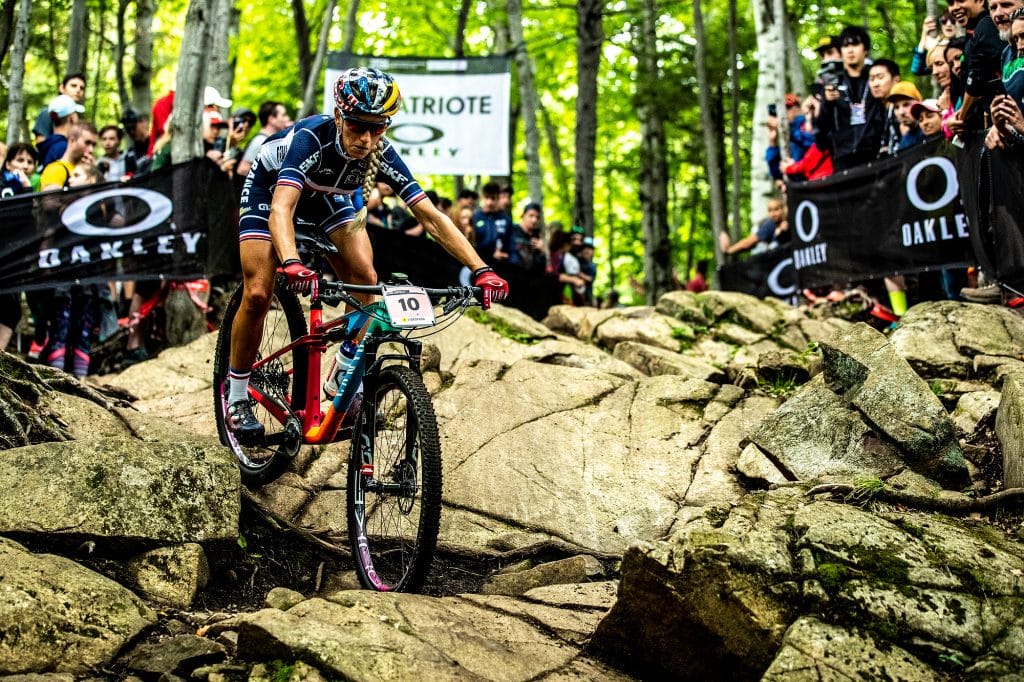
{"left": 818, "top": 25, "right": 886, "bottom": 170}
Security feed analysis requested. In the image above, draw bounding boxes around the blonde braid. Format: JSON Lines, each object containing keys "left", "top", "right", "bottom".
{"left": 347, "top": 139, "right": 385, "bottom": 233}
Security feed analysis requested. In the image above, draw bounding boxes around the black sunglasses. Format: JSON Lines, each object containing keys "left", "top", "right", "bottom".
{"left": 342, "top": 115, "right": 390, "bottom": 136}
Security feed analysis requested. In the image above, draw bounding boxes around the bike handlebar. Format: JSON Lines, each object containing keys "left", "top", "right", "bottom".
{"left": 319, "top": 280, "right": 482, "bottom": 300}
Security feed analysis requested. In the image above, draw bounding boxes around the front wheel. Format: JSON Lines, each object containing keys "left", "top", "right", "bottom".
{"left": 347, "top": 365, "right": 442, "bottom": 592}
{"left": 213, "top": 282, "right": 308, "bottom": 487}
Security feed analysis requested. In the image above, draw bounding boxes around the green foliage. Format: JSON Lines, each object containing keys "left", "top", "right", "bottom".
{"left": 266, "top": 660, "right": 297, "bottom": 682}
{"left": 757, "top": 372, "right": 800, "bottom": 398}
{"left": 2, "top": 0, "right": 926, "bottom": 298}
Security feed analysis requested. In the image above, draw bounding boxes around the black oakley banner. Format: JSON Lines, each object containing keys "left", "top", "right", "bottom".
{"left": 785, "top": 138, "right": 973, "bottom": 288}
{"left": 955, "top": 133, "right": 1024, "bottom": 291}
{"left": 0, "top": 159, "right": 237, "bottom": 295}
{"left": 718, "top": 247, "right": 797, "bottom": 301}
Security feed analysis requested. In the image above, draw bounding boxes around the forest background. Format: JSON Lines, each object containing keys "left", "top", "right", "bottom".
{"left": 0, "top": 0, "right": 934, "bottom": 303}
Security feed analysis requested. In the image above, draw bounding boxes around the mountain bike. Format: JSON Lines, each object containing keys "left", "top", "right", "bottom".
{"left": 212, "top": 241, "right": 481, "bottom": 592}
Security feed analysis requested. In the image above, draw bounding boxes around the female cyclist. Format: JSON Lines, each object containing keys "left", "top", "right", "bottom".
{"left": 225, "top": 67, "right": 508, "bottom": 444}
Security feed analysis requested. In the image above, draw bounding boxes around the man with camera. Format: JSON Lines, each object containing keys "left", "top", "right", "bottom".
{"left": 818, "top": 25, "right": 886, "bottom": 170}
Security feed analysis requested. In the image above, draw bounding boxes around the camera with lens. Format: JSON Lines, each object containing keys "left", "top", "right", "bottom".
{"left": 816, "top": 59, "right": 843, "bottom": 88}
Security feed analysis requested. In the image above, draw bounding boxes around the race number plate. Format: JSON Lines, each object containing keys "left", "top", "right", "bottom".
{"left": 381, "top": 286, "right": 435, "bottom": 328}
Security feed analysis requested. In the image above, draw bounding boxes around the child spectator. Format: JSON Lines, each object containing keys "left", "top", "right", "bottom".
{"left": 912, "top": 99, "right": 947, "bottom": 139}
{"left": 47, "top": 163, "right": 107, "bottom": 378}
{"left": 686, "top": 259, "right": 710, "bottom": 293}
{"left": 2, "top": 143, "right": 37, "bottom": 198}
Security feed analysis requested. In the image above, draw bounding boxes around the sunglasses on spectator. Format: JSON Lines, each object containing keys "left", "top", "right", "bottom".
{"left": 342, "top": 115, "right": 390, "bottom": 136}
{"left": 940, "top": 16, "right": 955, "bottom": 24}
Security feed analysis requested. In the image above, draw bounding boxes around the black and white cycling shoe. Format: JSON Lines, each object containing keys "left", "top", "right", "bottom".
{"left": 227, "top": 399, "right": 265, "bottom": 447}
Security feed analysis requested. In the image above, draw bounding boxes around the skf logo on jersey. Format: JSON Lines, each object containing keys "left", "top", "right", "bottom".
{"left": 299, "top": 151, "right": 321, "bottom": 174}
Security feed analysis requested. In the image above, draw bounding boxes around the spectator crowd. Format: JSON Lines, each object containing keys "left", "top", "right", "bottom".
{"left": 725, "top": 0, "right": 1024, "bottom": 314}
{"left": 5, "top": 0, "right": 1022, "bottom": 375}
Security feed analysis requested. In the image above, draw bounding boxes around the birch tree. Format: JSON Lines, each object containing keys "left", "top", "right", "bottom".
{"left": 206, "top": 0, "right": 234, "bottom": 100}
{"left": 115, "top": 0, "right": 130, "bottom": 110}
{"left": 694, "top": 0, "right": 726, "bottom": 257}
{"left": 573, "top": 0, "right": 602, "bottom": 235}
{"left": 301, "top": 0, "right": 339, "bottom": 117}
{"left": 507, "top": 0, "right": 543, "bottom": 206}
{"left": 68, "top": 0, "right": 88, "bottom": 76}
{"left": 171, "top": 0, "right": 213, "bottom": 162}
{"left": 728, "top": 0, "right": 743, "bottom": 240}
{"left": 132, "top": 0, "right": 156, "bottom": 115}
{"left": 4, "top": 0, "right": 29, "bottom": 145}
{"left": 785, "top": 13, "right": 805, "bottom": 95}
{"left": 637, "top": 0, "right": 672, "bottom": 303}
{"left": 750, "top": 0, "right": 786, "bottom": 222}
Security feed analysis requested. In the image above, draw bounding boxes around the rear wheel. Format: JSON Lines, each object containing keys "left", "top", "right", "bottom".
{"left": 347, "top": 365, "right": 442, "bottom": 592}
{"left": 213, "top": 282, "right": 308, "bottom": 487}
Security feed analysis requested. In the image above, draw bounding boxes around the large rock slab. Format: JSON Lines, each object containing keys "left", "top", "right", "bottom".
{"left": 435, "top": 361, "right": 685, "bottom": 555}
{"left": 890, "top": 301, "right": 1024, "bottom": 379}
{"left": 589, "top": 488, "right": 1024, "bottom": 679}
{"left": 749, "top": 378, "right": 904, "bottom": 481}
{"left": 612, "top": 341, "right": 726, "bottom": 382}
{"left": 997, "top": 372, "right": 1024, "bottom": 488}
{"left": 0, "top": 438, "right": 240, "bottom": 547}
{"left": 821, "top": 322, "right": 968, "bottom": 487}
{"left": 590, "top": 308, "right": 683, "bottom": 353}
{"left": 219, "top": 589, "right": 623, "bottom": 681}
{"left": 695, "top": 290, "right": 785, "bottom": 334}
{"left": 0, "top": 538, "right": 156, "bottom": 674}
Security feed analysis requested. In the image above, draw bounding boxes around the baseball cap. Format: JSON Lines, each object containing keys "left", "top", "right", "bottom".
{"left": 886, "top": 81, "right": 923, "bottom": 103}
{"left": 814, "top": 36, "right": 839, "bottom": 54}
{"left": 785, "top": 93, "right": 801, "bottom": 108}
{"left": 204, "top": 109, "right": 228, "bottom": 128}
{"left": 910, "top": 99, "right": 942, "bottom": 118}
{"left": 49, "top": 94, "right": 85, "bottom": 118}
{"left": 203, "top": 86, "right": 233, "bottom": 108}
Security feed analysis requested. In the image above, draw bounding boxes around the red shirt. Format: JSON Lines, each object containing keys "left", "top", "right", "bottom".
{"left": 686, "top": 273, "right": 708, "bottom": 293}
{"left": 148, "top": 90, "right": 175, "bottom": 156}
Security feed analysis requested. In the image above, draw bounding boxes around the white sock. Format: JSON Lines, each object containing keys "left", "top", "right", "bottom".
{"left": 227, "top": 368, "right": 250, "bottom": 404}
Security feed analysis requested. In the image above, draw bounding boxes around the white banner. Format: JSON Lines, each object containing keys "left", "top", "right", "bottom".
{"left": 324, "top": 55, "right": 511, "bottom": 176}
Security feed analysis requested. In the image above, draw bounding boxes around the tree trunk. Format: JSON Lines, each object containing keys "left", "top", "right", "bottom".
{"left": 507, "top": 0, "right": 543, "bottom": 205}
{"left": 5, "top": 0, "right": 29, "bottom": 145}
{"left": 728, "top": 0, "right": 742, "bottom": 240}
{"left": 205, "top": 0, "right": 233, "bottom": 101}
{"left": 637, "top": 0, "right": 671, "bottom": 304}
{"left": 67, "top": 0, "right": 88, "bottom": 76}
{"left": 115, "top": 0, "right": 130, "bottom": 111}
{"left": 171, "top": 0, "right": 212, "bottom": 162}
{"left": 772, "top": 0, "right": 789, "bottom": 159}
{"left": 341, "top": 0, "right": 359, "bottom": 52}
{"left": 785, "top": 11, "right": 805, "bottom": 95}
{"left": 302, "top": 0, "right": 339, "bottom": 117}
{"left": 926, "top": 0, "right": 938, "bottom": 23}
{"left": 91, "top": 0, "right": 107, "bottom": 114}
{"left": 131, "top": 0, "right": 155, "bottom": 115}
{"left": 0, "top": 0, "right": 17, "bottom": 68}
{"left": 292, "top": 0, "right": 312, "bottom": 101}
{"left": 694, "top": 0, "right": 726, "bottom": 260}
{"left": 540, "top": 101, "right": 572, "bottom": 212}
{"left": 750, "top": 0, "right": 786, "bottom": 224}
{"left": 452, "top": 0, "right": 470, "bottom": 194}
{"left": 573, "top": 0, "right": 602, "bottom": 236}
{"left": 453, "top": 0, "right": 470, "bottom": 56}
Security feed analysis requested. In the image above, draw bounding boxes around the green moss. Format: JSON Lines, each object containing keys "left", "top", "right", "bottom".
{"left": 816, "top": 562, "right": 849, "bottom": 593}
{"left": 850, "top": 545, "right": 910, "bottom": 585}
{"left": 267, "top": 660, "right": 297, "bottom": 682}
{"left": 466, "top": 308, "right": 539, "bottom": 344}
{"left": 672, "top": 325, "right": 696, "bottom": 351}
{"left": 757, "top": 372, "right": 800, "bottom": 398}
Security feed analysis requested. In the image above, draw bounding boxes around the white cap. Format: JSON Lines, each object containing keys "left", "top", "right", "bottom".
{"left": 203, "top": 86, "right": 232, "bottom": 108}
{"left": 49, "top": 94, "right": 85, "bottom": 118}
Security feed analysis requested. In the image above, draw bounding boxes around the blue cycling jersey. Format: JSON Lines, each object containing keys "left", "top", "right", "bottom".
{"left": 239, "top": 115, "right": 427, "bottom": 240}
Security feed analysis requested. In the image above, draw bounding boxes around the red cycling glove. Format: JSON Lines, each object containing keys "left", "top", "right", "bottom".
{"left": 280, "top": 259, "right": 316, "bottom": 294}
{"left": 472, "top": 266, "right": 509, "bottom": 310}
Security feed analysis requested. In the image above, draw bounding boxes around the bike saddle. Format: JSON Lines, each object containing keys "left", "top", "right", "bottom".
{"left": 295, "top": 230, "right": 339, "bottom": 256}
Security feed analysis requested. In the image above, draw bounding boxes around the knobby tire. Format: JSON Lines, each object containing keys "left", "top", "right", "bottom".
{"left": 213, "top": 282, "right": 308, "bottom": 487}
{"left": 347, "top": 365, "right": 442, "bottom": 592}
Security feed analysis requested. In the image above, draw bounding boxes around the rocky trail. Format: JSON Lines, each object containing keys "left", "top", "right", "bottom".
{"left": 1, "top": 292, "right": 1024, "bottom": 680}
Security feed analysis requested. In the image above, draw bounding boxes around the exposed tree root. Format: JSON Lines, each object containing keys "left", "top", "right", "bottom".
{"left": 806, "top": 483, "right": 1024, "bottom": 514}
{"left": 241, "top": 488, "right": 351, "bottom": 559}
